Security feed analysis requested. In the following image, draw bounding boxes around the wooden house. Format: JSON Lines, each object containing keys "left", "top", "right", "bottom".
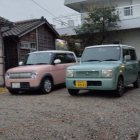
{"left": 0, "top": 16, "right": 12, "bottom": 86}
{"left": 2, "top": 17, "right": 59, "bottom": 70}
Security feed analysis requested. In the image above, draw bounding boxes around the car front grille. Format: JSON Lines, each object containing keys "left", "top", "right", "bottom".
{"left": 9, "top": 72, "right": 32, "bottom": 79}
{"left": 75, "top": 70, "right": 100, "bottom": 78}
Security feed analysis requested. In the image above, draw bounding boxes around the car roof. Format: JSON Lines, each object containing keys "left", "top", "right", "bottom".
{"left": 29, "top": 50, "right": 74, "bottom": 54}
{"left": 86, "top": 44, "right": 135, "bottom": 49}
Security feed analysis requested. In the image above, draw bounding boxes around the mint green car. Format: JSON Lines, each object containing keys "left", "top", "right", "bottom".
{"left": 66, "top": 44, "right": 140, "bottom": 97}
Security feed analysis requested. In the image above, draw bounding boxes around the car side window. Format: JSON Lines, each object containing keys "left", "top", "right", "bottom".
{"left": 129, "top": 49, "right": 136, "bottom": 60}
{"left": 54, "top": 53, "right": 76, "bottom": 64}
{"left": 123, "top": 49, "right": 129, "bottom": 60}
{"left": 65, "top": 53, "right": 76, "bottom": 63}
{"left": 54, "top": 53, "right": 65, "bottom": 64}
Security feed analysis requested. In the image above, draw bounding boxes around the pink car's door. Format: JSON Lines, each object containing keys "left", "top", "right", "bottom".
{"left": 51, "top": 53, "right": 76, "bottom": 85}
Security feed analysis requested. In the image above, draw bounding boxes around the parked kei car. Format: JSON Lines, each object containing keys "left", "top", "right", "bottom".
{"left": 5, "top": 50, "right": 77, "bottom": 94}
{"left": 66, "top": 44, "right": 140, "bottom": 97}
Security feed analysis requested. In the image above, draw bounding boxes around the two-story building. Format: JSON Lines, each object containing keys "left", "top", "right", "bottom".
{"left": 56, "top": 0, "right": 140, "bottom": 59}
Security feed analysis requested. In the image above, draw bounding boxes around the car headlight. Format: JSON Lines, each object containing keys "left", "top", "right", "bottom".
{"left": 31, "top": 72, "right": 38, "bottom": 79}
{"left": 102, "top": 69, "right": 113, "bottom": 77}
{"left": 5, "top": 73, "right": 10, "bottom": 79}
{"left": 66, "top": 70, "right": 74, "bottom": 78}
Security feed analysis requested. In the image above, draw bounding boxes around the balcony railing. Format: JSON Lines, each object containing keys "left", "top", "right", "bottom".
{"left": 53, "top": 13, "right": 82, "bottom": 29}
{"left": 54, "top": 4, "right": 140, "bottom": 31}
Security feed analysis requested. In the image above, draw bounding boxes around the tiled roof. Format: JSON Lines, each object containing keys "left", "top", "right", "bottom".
{"left": 0, "top": 16, "right": 12, "bottom": 26}
{"left": 2, "top": 17, "right": 59, "bottom": 37}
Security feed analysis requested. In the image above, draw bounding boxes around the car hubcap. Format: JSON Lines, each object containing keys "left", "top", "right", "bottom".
{"left": 44, "top": 80, "right": 52, "bottom": 93}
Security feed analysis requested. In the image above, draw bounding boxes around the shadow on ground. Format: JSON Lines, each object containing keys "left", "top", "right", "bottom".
{"left": 8, "top": 84, "right": 66, "bottom": 96}
{"left": 70, "top": 85, "right": 135, "bottom": 98}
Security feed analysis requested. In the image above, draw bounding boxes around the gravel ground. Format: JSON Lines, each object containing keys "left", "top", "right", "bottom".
{"left": 0, "top": 86, "right": 140, "bottom": 140}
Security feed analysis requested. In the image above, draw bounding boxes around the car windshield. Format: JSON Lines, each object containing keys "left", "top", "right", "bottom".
{"left": 24, "top": 52, "right": 53, "bottom": 65}
{"left": 81, "top": 46, "right": 121, "bottom": 62}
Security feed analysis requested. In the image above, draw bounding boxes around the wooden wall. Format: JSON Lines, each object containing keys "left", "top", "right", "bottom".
{"left": 4, "top": 37, "right": 18, "bottom": 70}
{"left": 4, "top": 23, "right": 56, "bottom": 69}
{"left": 38, "top": 24, "right": 55, "bottom": 50}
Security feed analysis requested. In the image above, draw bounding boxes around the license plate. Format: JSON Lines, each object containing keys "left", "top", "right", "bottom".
{"left": 75, "top": 81, "right": 87, "bottom": 88}
{"left": 12, "top": 83, "right": 20, "bottom": 88}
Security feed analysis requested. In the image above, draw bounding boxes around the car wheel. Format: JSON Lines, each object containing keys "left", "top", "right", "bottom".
{"left": 115, "top": 77, "right": 124, "bottom": 97}
{"left": 133, "top": 73, "right": 140, "bottom": 88}
{"left": 8, "top": 89, "right": 18, "bottom": 95}
{"left": 68, "top": 89, "right": 79, "bottom": 96}
{"left": 41, "top": 78, "right": 53, "bottom": 94}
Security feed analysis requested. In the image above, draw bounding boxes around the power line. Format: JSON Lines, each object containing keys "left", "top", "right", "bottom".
{"left": 31, "top": 0, "right": 56, "bottom": 18}
{"left": 31, "top": 0, "right": 68, "bottom": 26}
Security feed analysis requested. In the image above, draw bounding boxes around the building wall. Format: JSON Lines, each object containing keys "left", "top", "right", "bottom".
{"left": 19, "top": 25, "right": 56, "bottom": 62}
{"left": 107, "top": 29, "right": 140, "bottom": 59}
{"left": 4, "top": 37, "right": 18, "bottom": 70}
{"left": 133, "top": 0, "right": 139, "bottom": 5}
{"left": 19, "top": 30, "right": 36, "bottom": 61}
{"left": 38, "top": 24, "right": 55, "bottom": 51}
{"left": 0, "top": 31, "right": 4, "bottom": 86}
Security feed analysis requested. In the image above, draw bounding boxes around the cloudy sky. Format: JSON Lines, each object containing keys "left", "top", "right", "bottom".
{"left": 0, "top": 0, "right": 77, "bottom": 24}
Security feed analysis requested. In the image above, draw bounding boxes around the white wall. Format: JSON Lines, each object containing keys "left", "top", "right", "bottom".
{"left": 109, "top": 29, "right": 140, "bottom": 59}
{"left": 133, "top": 0, "right": 140, "bottom": 5}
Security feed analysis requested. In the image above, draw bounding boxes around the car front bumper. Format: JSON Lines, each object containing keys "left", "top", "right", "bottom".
{"left": 66, "top": 78, "right": 117, "bottom": 90}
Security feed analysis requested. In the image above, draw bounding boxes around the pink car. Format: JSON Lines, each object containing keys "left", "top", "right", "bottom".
{"left": 5, "top": 50, "right": 77, "bottom": 94}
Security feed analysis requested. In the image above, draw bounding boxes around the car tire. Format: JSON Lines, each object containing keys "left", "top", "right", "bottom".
{"left": 68, "top": 89, "right": 79, "bottom": 96}
{"left": 41, "top": 78, "right": 53, "bottom": 94}
{"left": 115, "top": 77, "right": 124, "bottom": 97}
{"left": 133, "top": 73, "right": 140, "bottom": 88}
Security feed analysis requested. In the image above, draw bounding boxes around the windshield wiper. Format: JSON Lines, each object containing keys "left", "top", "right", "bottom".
{"left": 34, "top": 63, "right": 48, "bottom": 65}
{"left": 25, "top": 64, "right": 33, "bottom": 65}
{"left": 83, "top": 59, "right": 101, "bottom": 62}
{"left": 102, "top": 59, "right": 118, "bottom": 61}
{"left": 26, "top": 63, "right": 48, "bottom": 65}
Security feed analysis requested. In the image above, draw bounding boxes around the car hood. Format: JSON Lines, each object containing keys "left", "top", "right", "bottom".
{"left": 6, "top": 65, "right": 51, "bottom": 73}
{"left": 67, "top": 61, "right": 121, "bottom": 70}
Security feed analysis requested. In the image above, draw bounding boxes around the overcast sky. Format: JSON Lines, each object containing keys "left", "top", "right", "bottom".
{"left": 0, "top": 0, "right": 77, "bottom": 25}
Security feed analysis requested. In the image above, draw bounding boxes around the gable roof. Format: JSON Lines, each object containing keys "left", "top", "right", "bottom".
{"left": 2, "top": 17, "right": 59, "bottom": 37}
{"left": 0, "top": 16, "right": 13, "bottom": 27}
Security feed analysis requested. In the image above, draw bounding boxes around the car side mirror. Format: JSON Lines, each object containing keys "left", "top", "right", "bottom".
{"left": 19, "top": 61, "right": 23, "bottom": 66}
{"left": 124, "top": 55, "right": 131, "bottom": 61}
{"left": 54, "top": 59, "right": 61, "bottom": 64}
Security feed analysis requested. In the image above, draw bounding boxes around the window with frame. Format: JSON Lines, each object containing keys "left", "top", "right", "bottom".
{"left": 124, "top": 6, "right": 133, "bottom": 16}
{"left": 20, "top": 42, "right": 37, "bottom": 50}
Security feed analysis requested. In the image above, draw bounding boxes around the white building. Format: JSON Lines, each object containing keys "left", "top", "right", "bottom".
{"left": 55, "top": 0, "right": 140, "bottom": 59}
